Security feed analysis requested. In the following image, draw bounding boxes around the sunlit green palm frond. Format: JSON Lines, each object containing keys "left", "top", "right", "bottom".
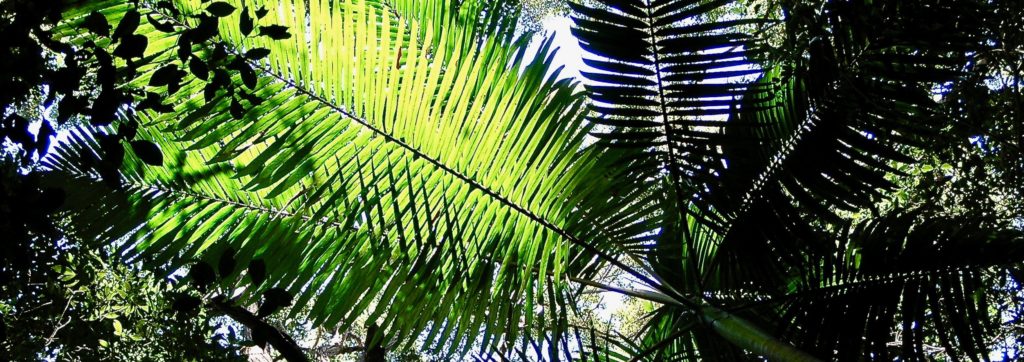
{"left": 43, "top": 0, "right": 649, "bottom": 355}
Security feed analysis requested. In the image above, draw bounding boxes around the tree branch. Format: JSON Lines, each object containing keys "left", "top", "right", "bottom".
{"left": 209, "top": 297, "right": 309, "bottom": 362}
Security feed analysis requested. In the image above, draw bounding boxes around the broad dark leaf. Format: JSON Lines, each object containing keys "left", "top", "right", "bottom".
{"left": 247, "top": 259, "right": 266, "bottom": 285}
{"left": 211, "top": 69, "right": 231, "bottom": 88}
{"left": 229, "top": 55, "right": 257, "bottom": 88}
{"left": 218, "top": 247, "right": 237, "bottom": 278}
{"left": 245, "top": 48, "right": 270, "bottom": 60}
{"left": 89, "top": 91, "right": 121, "bottom": 126}
{"left": 211, "top": 43, "right": 229, "bottom": 61}
{"left": 240, "top": 66, "right": 257, "bottom": 89}
{"left": 230, "top": 96, "right": 245, "bottom": 119}
{"left": 254, "top": 6, "right": 268, "bottom": 19}
{"left": 204, "top": 83, "right": 219, "bottom": 102}
{"left": 190, "top": 16, "right": 219, "bottom": 43}
{"left": 118, "top": 118, "right": 138, "bottom": 140}
{"left": 83, "top": 11, "right": 110, "bottom": 37}
{"left": 176, "top": 37, "right": 192, "bottom": 62}
{"left": 259, "top": 25, "right": 290, "bottom": 40}
{"left": 157, "top": 0, "right": 180, "bottom": 17}
{"left": 136, "top": 92, "right": 174, "bottom": 113}
{"left": 239, "top": 10, "right": 254, "bottom": 36}
{"left": 112, "top": 34, "right": 148, "bottom": 59}
{"left": 111, "top": 9, "right": 140, "bottom": 41}
{"left": 57, "top": 96, "right": 87, "bottom": 124}
{"left": 257, "top": 288, "right": 293, "bottom": 317}
{"left": 129, "top": 140, "right": 163, "bottom": 166}
{"left": 188, "top": 55, "right": 209, "bottom": 80}
{"left": 172, "top": 294, "right": 202, "bottom": 314}
{"left": 189, "top": 262, "right": 216, "bottom": 290}
{"left": 206, "top": 2, "right": 236, "bottom": 17}
{"left": 148, "top": 65, "right": 182, "bottom": 87}
{"left": 147, "top": 14, "right": 177, "bottom": 33}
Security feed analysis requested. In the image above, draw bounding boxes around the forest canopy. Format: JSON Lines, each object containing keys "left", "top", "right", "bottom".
{"left": 2, "top": 0, "right": 1023, "bottom": 360}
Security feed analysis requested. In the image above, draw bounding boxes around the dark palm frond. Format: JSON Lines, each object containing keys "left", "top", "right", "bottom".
{"left": 570, "top": 0, "right": 768, "bottom": 214}
{"left": 701, "top": 0, "right": 993, "bottom": 293}
{"left": 720, "top": 210, "right": 1024, "bottom": 361}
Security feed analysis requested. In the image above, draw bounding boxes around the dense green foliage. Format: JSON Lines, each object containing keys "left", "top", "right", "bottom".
{"left": 2, "top": 0, "right": 1023, "bottom": 360}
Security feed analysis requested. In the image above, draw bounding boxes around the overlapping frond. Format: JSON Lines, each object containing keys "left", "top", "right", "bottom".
{"left": 759, "top": 211, "right": 1024, "bottom": 360}
{"left": 570, "top": 0, "right": 766, "bottom": 210}
{"left": 44, "top": 0, "right": 649, "bottom": 355}
{"left": 699, "top": 0, "right": 991, "bottom": 295}
{"left": 571, "top": 0, "right": 1024, "bottom": 361}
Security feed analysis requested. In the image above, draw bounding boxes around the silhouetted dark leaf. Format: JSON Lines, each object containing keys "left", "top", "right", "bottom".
{"left": 190, "top": 16, "right": 219, "bottom": 43}
{"left": 149, "top": 65, "right": 181, "bottom": 87}
{"left": 211, "top": 69, "right": 230, "bottom": 88}
{"left": 83, "top": 11, "right": 110, "bottom": 37}
{"left": 177, "top": 37, "right": 192, "bottom": 62}
{"left": 239, "top": 91, "right": 263, "bottom": 106}
{"left": 46, "top": 66, "right": 83, "bottom": 95}
{"left": 147, "top": 14, "right": 177, "bottom": 33}
{"left": 204, "top": 83, "right": 219, "bottom": 102}
{"left": 257, "top": 288, "right": 293, "bottom": 317}
{"left": 172, "top": 294, "right": 201, "bottom": 314}
{"left": 112, "top": 34, "right": 148, "bottom": 59}
{"left": 240, "top": 66, "right": 256, "bottom": 89}
{"left": 118, "top": 118, "right": 138, "bottom": 140}
{"left": 240, "top": 10, "right": 254, "bottom": 36}
{"left": 57, "top": 95, "right": 87, "bottom": 124}
{"left": 218, "top": 247, "right": 237, "bottom": 278}
{"left": 136, "top": 92, "right": 174, "bottom": 113}
{"left": 157, "top": 0, "right": 180, "bottom": 17}
{"left": 259, "top": 25, "right": 290, "bottom": 39}
{"left": 130, "top": 140, "right": 163, "bottom": 166}
{"left": 94, "top": 48, "right": 115, "bottom": 88}
{"left": 228, "top": 57, "right": 258, "bottom": 89}
{"left": 230, "top": 96, "right": 245, "bottom": 119}
{"left": 189, "top": 262, "right": 215, "bottom": 290}
{"left": 112, "top": 10, "right": 140, "bottom": 41}
{"left": 211, "top": 43, "right": 229, "bottom": 62}
{"left": 245, "top": 48, "right": 270, "bottom": 60}
{"left": 97, "top": 134, "right": 124, "bottom": 169}
{"left": 89, "top": 92, "right": 121, "bottom": 126}
{"left": 255, "top": 6, "right": 269, "bottom": 19}
{"left": 188, "top": 55, "right": 208, "bottom": 80}
{"left": 248, "top": 259, "right": 266, "bottom": 285}
{"left": 207, "top": 2, "right": 236, "bottom": 17}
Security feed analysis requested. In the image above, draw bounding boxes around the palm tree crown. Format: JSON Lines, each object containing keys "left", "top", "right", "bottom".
{"left": 40, "top": 0, "right": 1024, "bottom": 360}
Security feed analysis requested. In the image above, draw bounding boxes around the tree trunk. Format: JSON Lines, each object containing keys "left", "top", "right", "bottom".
{"left": 364, "top": 323, "right": 387, "bottom": 362}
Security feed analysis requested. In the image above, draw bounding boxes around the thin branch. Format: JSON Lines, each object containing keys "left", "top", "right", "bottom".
{"left": 209, "top": 297, "right": 309, "bottom": 362}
